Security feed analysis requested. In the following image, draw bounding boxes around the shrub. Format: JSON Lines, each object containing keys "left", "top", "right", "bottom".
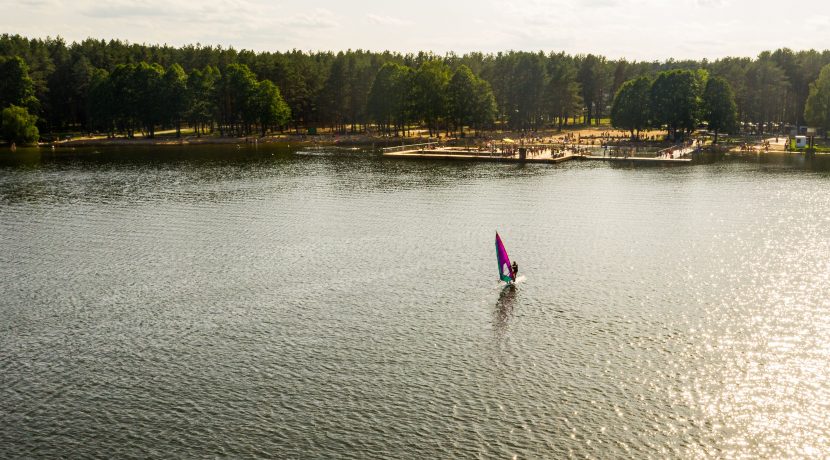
{"left": 1, "top": 105, "right": 39, "bottom": 145}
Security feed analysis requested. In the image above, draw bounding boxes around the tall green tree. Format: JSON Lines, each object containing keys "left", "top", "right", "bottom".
{"left": 133, "top": 62, "right": 165, "bottom": 138}
{"left": 770, "top": 48, "right": 801, "bottom": 126}
{"left": 471, "top": 78, "right": 497, "bottom": 135}
{"left": 87, "top": 67, "right": 112, "bottom": 135}
{"left": 367, "top": 62, "right": 398, "bottom": 135}
{"left": 252, "top": 79, "right": 290, "bottom": 136}
{"left": 216, "top": 63, "right": 258, "bottom": 136}
{"left": 546, "top": 53, "right": 582, "bottom": 130}
{"left": 185, "top": 66, "right": 219, "bottom": 136}
{"left": 0, "top": 56, "right": 38, "bottom": 111}
{"left": 68, "top": 57, "right": 96, "bottom": 130}
{"left": 650, "top": 70, "right": 702, "bottom": 140}
{"left": 317, "top": 52, "right": 350, "bottom": 133}
{"left": 508, "top": 52, "right": 547, "bottom": 130}
{"left": 367, "top": 62, "right": 412, "bottom": 136}
{"left": 709, "top": 57, "right": 751, "bottom": 124}
{"left": 483, "top": 53, "right": 513, "bottom": 126}
{"left": 702, "top": 76, "right": 738, "bottom": 144}
{"left": 86, "top": 69, "right": 115, "bottom": 137}
{"left": 412, "top": 60, "right": 450, "bottom": 136}
{"left": 163, "top": 63, "right": 187, "bottom": 137}
{"left": 745, "top": 54, "right": 789, "bottom": 134}
{"left": 796, "top": 49, "right": 827, "bottom": 126}
{"left": 107, "top": 64, "right": 140, "bottom": 137}
{"left": 805, "top": 64, "right": 830, "bottom": 137}
{"left": 101, "top": 62, "right": 166, "bottom": 138}
{"left": 45, "top": 53, "right": 95, "bottom": 130}
{"left": 446, "top": 65, "right": 496, "bottom": 136}
{"left": 610, "top": 76, "right": 651, "bottom": 139}
{"left": 344, "top": 51, "right": 378, "bottom": 133}
{"left": 447, "top": 65, "right": 477, "bottom": 135}
{"left": 578, "top": 54, "right": 606, "bottom": 125}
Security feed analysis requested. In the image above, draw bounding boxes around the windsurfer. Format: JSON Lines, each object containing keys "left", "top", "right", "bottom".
{"left": 511, "top": 261, "right": 518, "bottom": 280}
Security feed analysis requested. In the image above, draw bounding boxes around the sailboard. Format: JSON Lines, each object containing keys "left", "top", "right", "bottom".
{"left": 495, "top": 232, "right": 515, "bottom": 283}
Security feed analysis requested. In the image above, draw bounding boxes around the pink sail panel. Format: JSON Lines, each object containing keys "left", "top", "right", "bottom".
{"left": 495, "top": 232, "right": 514, "bottom": 283}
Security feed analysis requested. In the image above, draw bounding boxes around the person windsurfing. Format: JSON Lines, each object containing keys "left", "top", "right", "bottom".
{"left": 511, "top": 260, "right": 518, "bottom": 281}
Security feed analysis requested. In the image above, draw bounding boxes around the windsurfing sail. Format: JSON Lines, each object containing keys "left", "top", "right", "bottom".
{"left": 495, "top": 232, "right": 514, "bottom": 283}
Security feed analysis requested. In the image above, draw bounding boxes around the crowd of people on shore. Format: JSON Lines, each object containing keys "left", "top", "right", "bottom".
{"left": 469, "top": 130, "right": 669, "bottom": 159}
{"left": 471, "top": 140, "right": 597, "bottom": 158}
{"left": 414, "top": 128, "right": 709, "bottom": 160}
{"left": 739, "top": 141, "right": 771, "bottom": 152}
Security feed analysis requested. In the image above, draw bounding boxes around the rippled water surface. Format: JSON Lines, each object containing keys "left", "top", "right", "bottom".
{"left": 2, "top": 146, "right": 830, "bottom": 458}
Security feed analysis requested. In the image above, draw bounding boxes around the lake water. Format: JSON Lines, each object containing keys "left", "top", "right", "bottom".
{"left": 2, "top": 145, "right": 830, "bottom": 458}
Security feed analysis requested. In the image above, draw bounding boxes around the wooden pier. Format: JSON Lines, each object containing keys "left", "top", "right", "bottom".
{"left": 382, "top": 149, "right": 577, "bottom": 164}
{"left": 382, "top": 145, "right": 694, "bottom": 165}
{"left": 581, "top": 155, "right": 692, "bottom": 165}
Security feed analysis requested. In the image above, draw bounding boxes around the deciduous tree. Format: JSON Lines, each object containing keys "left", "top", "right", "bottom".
{"left": 702, "top": 76, "right": 738, "bottom": 144}
{"left": 447, "top": 65, "right": 477, "bottom": 135}
{"left": 253, "top": 79, "right": 290, "bottom": 136}
{"left": 412, "top": 60, "right": 450, "bottom": 137}
{"left": 650, "top": 70, "right": 702, "bottom": 140}
{"left": 611, "top": 76, "right": 651, "bottom": 139}
{"left": 805, "top": 64, "right": 830, "bottom": 137}
{"left": 1, "top": 105, "right": 39, "bottom": 144}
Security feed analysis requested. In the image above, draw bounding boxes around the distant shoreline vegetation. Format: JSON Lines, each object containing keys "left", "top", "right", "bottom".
{"left": 1, "top": 34, "right": 830, "bottom": 146}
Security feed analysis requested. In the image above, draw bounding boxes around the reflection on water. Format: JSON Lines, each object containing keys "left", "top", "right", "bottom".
{"left": 494, "top": 284, "right": 517, "bottom": 333}
{"left": 2, "top": 146, "right": 830, "bottom": 457}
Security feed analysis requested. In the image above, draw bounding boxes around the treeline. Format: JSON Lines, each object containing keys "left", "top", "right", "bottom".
{"left": 2, "top": 33, "right": 830, "bottom": 143}
{"left": 86, "top": 62, "right": 290, "bottom": 138}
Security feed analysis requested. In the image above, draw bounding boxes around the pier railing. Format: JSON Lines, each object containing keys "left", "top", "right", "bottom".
{"left": 381, "top": 142, "right": 438, "bottom": 153}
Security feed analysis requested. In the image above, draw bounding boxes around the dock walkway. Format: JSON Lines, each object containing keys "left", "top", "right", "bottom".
{"left": 382, "top": 146, "right": 693, "bottom": 165}
{"left": 382, "top": 149, "right": 576, "bottom": 164}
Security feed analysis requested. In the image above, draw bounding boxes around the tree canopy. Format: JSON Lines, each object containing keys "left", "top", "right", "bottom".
{"left": 367, "top": 62, "right": 412, "bottom": 136}
{"left": 413, "top": 60, "right": 450, "bottom": 136}
{"left": 1, "top": 105, "right": 39, "bottom": 144}
{"left": 447, "top": 65, "right": 496, "bottom": 135}
{"left": 611, "top": 76, "right": 651, "bottom": 139}
{"left": 804, "top": 64, "right": 830, "bottom": 136}
{"left": 2, "top": 33, "right": 830, "bottom": 140}
{"left": 0, "top": 56, "right": 37, "bottom": 111}
{"left": 650, "top": 70, "right": 703, "bottom": 141}
{"left": 702, "top": 76, "right": 738, "bottom": 143}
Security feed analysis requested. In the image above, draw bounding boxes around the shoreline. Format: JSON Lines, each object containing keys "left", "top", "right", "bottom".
{"left": 22, "top": 129, "right": 828, "bottom": 160}
{"left": 43, "top": 126, "right": 669, "bottom": 149}
{"left": 47, "top": 132, "right": 437, "bottom": 149}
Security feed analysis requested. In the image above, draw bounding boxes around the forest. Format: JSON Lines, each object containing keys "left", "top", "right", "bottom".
{"left": 2, "top": 33, "right": 830, "bottom": 144}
